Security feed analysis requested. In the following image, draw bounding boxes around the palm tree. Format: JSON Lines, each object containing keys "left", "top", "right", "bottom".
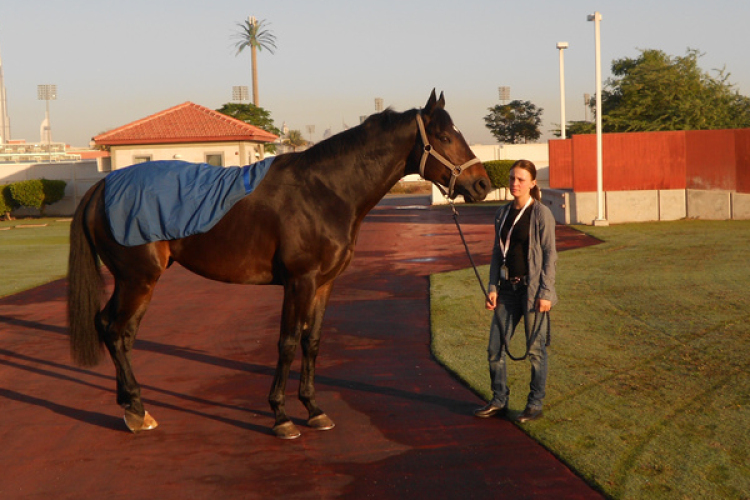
{"left": 233, "top": 16, "right": 276, "bottom": 106}
{"left": 282, "top": 129, "right": 307, "bottom": 152}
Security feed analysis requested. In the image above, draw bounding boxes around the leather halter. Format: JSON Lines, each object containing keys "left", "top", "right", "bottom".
{"left": 416, "top": 113, "right": 482, "bottom": 197}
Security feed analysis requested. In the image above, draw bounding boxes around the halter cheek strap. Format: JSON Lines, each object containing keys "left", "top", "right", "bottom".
{"left": 416, "top": 113, "right": 482, "bottom": 197}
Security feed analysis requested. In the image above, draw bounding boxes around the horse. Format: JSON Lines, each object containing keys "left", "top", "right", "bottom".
{"left": 67, "top": 90, "right": 491, "bottom": 439}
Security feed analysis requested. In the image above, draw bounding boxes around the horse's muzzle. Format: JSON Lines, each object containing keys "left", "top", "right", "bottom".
{"left": 458, "top": 177, "right": 491, "bottom": 202}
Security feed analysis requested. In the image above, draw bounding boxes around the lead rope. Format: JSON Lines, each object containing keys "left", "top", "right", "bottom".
{"left": 433, "top": 183, "right": 550, "bottom": 361}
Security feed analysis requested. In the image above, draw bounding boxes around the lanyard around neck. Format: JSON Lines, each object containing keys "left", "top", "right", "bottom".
{"left": 498, "top": 197, "right": 533, "bottom": 260}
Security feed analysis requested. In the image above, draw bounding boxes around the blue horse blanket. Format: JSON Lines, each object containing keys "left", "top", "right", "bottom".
{"left": 104, "top": 159, "right": 274, "bottom": 246}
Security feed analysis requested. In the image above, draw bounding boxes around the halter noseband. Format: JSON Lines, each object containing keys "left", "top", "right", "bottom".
{"left": 416, "top": 112, "right": 481, "bottom": 198}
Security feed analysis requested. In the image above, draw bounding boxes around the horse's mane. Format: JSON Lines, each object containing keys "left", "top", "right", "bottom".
{"left": 298, "top": 108, "right": 419, "bottom": 165}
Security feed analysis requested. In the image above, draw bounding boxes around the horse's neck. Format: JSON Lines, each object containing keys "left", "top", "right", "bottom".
{"left": 306, "top": 115, "right": 417, "bottom": 214}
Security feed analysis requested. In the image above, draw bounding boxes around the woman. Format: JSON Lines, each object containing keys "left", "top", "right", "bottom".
{"left": 474, "top": 159, "right": 557, "bottom": 423}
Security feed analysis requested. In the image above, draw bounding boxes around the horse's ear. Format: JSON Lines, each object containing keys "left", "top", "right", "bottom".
{"left": 425, "top": 89, "right": 438, "bottom": 114}
{"left": 437, "top": 91, "right": 446, "bottom": 109}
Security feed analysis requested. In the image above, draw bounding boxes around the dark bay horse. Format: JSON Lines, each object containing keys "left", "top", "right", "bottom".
{"left": 68, "top": 90, "right": 491, "bottom": 439}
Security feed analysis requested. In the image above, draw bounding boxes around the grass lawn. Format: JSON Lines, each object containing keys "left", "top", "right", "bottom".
{"left": 0, "top": 218, "right": 71, "bottom": 298}
{"left": 431, "top": 219, "right": 750, "bottom": 500}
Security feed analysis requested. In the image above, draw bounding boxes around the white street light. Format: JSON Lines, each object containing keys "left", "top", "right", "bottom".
{"left": 587, "top": 11, "right": 607, "bottom": 225}
{"left": 556, "top": 42, "right": 569, "bottom": 139}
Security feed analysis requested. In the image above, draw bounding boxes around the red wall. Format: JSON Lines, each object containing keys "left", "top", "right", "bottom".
{"left": 736, "top": 129, "right": 750, "bottom": 193}
{"left": 548, "top": 139, "right": 572, "bottom": 189}
{"left": 685, "top": 130, "right": 736, "bottom": 190}
{"left": 603, "top": 131, "right": 686, "bottom": 191}
{"left": 549, "top": 128, "right": 750, "bottom": 193}
{"left": 571, "top": 134, "right": 597, "bottom": 192}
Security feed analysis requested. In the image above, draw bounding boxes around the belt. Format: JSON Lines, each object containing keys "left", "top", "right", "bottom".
{"left": 501, "top": 276, "right": 527, "bottom": 286}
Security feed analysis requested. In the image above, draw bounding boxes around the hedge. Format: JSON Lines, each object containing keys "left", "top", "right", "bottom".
{"left": 4, "top": 179, "right": 67, "bottom": 215}
{"left": 483, "top": 160, "right": 516, "bottom": 189}
{"left": 0, "top": 184, "right": 18, "bottom": 216}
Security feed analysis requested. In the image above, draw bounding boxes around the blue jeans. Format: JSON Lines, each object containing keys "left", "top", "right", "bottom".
{"left": 487, "top": 282, "right": 548, "bottom": 410}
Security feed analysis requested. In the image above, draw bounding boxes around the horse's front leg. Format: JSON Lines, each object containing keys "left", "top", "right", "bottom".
{"left": 269, "top": 276, "right": 318, "bottom": 439}
{"left": 299, "top": 281, "right": 335, "bottom": 431}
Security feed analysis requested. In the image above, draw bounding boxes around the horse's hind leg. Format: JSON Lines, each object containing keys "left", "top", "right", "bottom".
{"left": 98, "top": 278, "right": 160, "bottom": 432}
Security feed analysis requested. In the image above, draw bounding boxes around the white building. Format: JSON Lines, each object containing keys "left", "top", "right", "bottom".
{"left": 93, "top": 101, "right": 278, "bottom": 171}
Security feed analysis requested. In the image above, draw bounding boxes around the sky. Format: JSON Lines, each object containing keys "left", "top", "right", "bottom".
{"left": 1, "top": 0, "right": 749, "bottom": 148}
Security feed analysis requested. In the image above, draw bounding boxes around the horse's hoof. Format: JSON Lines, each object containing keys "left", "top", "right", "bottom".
{"left": 308, "top": 413, "right": 335, "bottom": 431}
{"left": 141, "top": 411, "right": 158, "bottom": 430}
{"left": 272, "top": 421, "right": 301, "bottom": 440}
{"left": 124, "top": 410, "right": 159, "bottom": 433}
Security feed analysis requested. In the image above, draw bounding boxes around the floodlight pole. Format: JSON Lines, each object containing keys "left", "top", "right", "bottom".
{"left": 37, "top": 84, "right": 57, "bottom": 163}
{"left": 556, "top": 42, "right": 569, "bottom": 139}
{"left": 498, "top": 86, "right": 510, "bottom": 104}
{"left": 232, "top": 85, "right": 249, "bottom": 102}
{"left": 587, "top": 12, "right": 608, "bottom": 226}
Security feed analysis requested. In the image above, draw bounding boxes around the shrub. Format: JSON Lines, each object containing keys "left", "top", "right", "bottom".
{"left": 483, "top": 160, "right": 516, "bottom": 189}
{"left": 42, "top": 179, "right": 67, "bottom": 208}
{"left": 10, "top": 180, "right": 45, "bottom": 211}
{"left": 8, "top": 179, "right": 67, "bottom": 215}
{"left": 389, "top": 180, "right": 432, "bottom": 195}
{"left": 0, "top": 184, "right": 18, "bottom": 217}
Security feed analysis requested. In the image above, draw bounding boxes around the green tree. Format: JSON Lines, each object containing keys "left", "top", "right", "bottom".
{"left": 552, "top": 120, "right": 595, "bottom": 138}
{"left": 484, "top": 100, "right": 543, "bottom": 144}
{"left": 601, "top": 48, "right": 750, "bottom": 132}
{"left": 216, "top": 102, "right": 280, "bottom": 150}
{"left": 233, "top": 17, "right": 277, "bottom": 106}
{"left": 216, "top": 102, "right": 280, "bottom": 154}
{"left": 282, "top": 130, "right": 307, "bottom": 152}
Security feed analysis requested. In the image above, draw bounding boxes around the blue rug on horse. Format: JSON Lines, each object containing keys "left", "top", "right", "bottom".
{"left": 104, "top": 159, "right": 274, "bottom": 246}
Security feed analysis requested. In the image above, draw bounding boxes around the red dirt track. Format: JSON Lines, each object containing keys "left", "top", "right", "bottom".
{"left": 0, "top": 198, "right": 603, "bottom": 499}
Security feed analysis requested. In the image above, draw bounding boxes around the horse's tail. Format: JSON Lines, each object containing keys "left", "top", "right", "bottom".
{"left": 68, "top": 182, "right": 105, "bottom": 367}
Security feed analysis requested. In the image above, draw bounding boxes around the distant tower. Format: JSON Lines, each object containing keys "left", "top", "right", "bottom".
{"left": 0, "top": 45, "right": 10, "bottom": 144}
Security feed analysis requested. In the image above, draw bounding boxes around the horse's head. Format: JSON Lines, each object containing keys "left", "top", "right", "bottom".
{"left": 413, "top": 90, "right": 491, "bottom": 202}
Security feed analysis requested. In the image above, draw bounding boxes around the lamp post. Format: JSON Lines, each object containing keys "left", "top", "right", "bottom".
{"left": 556, "top": 42, "right": 569, "bottom": 139}
{"left": 37, "top": 84, "right": 57, "bottom": 162}
{"left": 0, "top": 46, "right": 9, "bottom": 145}
{"left": 587, "top": 11, "right": 607, "bottom": 226}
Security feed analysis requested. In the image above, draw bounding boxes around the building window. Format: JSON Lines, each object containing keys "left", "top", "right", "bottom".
{"left": 133, "top": 155, "right": 152, "bottom": 164}
{"left": 205, "top": 154, "right": 223, "bottom": 167}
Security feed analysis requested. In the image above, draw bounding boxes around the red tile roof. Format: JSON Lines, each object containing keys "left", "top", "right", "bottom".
{"left": 93, "top": 102, "right": 278, "bottom": 146}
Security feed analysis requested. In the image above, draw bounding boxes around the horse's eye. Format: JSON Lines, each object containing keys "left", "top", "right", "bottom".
{"left": 439, "top": 135, "right": 451, "bottom": 143}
